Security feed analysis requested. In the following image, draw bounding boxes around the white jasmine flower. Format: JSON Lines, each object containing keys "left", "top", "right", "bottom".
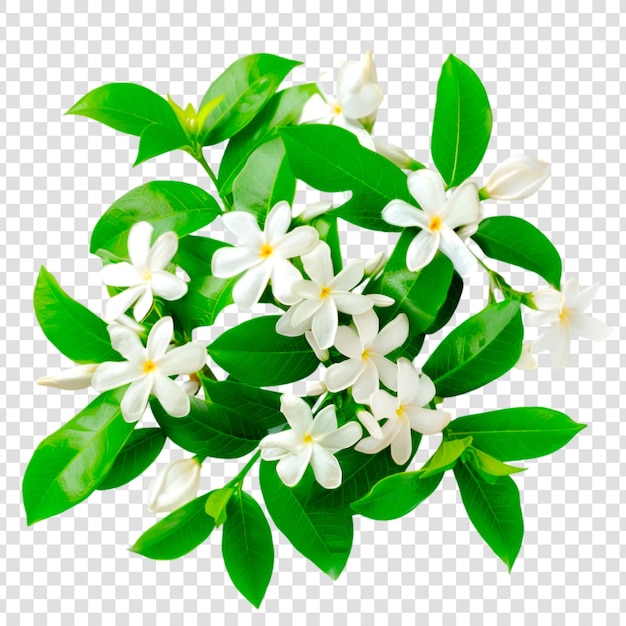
{"left": 92, "top": 316, "right": 207, "bottom": 423}
{"left": 324, "top": 310, "right": 409, "bottom": 404}
{"left": 527, "top": 277, "right": 612, "bottom": 368}
{"left": 356, "top": 358, "right": 451, "bottom": 464}
{"left": 36, "top": 363, "right": 99, "bottom": 390}
{"left": 211, "top": 201, "right": 319, "bottom": 310}
{"left": 180, "top": 373, "right": 201, "bottom": 396}
{"left": 147, "top": 457, "right": 202, "bottom": 513}
{"left": 259, "top": 395, "right": 362, "bottom": 489}
{"left": 382, "top": 169, "right": 482, "bottom": 277}
{"left": 101, "top": 222, "right": 188, "bottom": 322}
{"left": 276, "top": 242, "right": 393, "bottom": 349}
{"left": 482, "top": 154, "right": 550, "bottom": 201}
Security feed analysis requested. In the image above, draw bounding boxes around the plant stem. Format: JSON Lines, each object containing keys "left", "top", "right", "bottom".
{"left": 226, "top": 450, "right": 261, "bottom": 489}
{"left": 194, "top": 150, "right": 233, "bottom": 211}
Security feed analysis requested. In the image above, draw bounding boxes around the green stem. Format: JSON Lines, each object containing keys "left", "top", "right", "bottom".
{"left": 225, "top": 450, "right": 261, "bottom": 489}
{"left": 193, "top": 150, "right": 233, "bottom": 211}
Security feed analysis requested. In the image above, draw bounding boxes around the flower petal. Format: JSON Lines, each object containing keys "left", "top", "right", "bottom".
{"left": 351, "top": 359, "right": 379, "bottom": 404}
{"left": 272, "top": 225, "right": 319, "bottom": 259}
{"left": 158, "top": 343, "right": 207, "bottom": 376}
{"left": 299, "top": 93, "right": 332, "bottom": 124}
{"left": 341, "top": 83, "right": 384, "bottom": 119}
{"left": 407, "top": 169, "right": 446, "bottom": 216}
{"left": 265, "top": 201, "right": 292, "bottom": 243}
{"left": 356, "top": 410, "right": 384, "bottom": 439}
{"left": 92, "top": 361, "right": 143, "bottom": 392}
{"left": 270, "top": 257, "right": 303, "bottom": 305}
{"left": 567, "top": 311, "right": 612, "bottom": 341}
{"left": 221, "top": 211, "right": 263, "bottom": 247}
{"left": 132, "top": 286, "right": 154, "bottom": 321}
{"left": 366, "top": 293, "right": 395, "bottom": 307}
{"left": 442, "top": 180, "right": 481, "bottom": 230}
{"left": 107, "top": 324, "right": 145, "bottom": 362}
{"left": 146, "top": 231, "right": 178, "bottom": 270}
{"left": 319, "top": 421, "right": 362, "bottom": 453}
{"left": 302, "top": 241, "right": 334, "bottom": 285}
{"left": 370, "top": 389, "right": 398, "bottom": 420}
{"left": 390, "top": 419, "right": 412, "bottom": 464}
{"left": 332, "top": 292, "right": 373, "bottom": 315}
{"left": 414, "top": 373, "right": 437, "bottom": 408}
{"left": 525, "top": 308, "right": 561, "bottom": 327}
{"left": 532, "top": 323, "right": 571, "bottom": 368}
{"left": 127, "top": 221, "right": 153, "bottom": 269}
{"left": 438, "top": 227, "right": 477, "bottom": 278}
{"left": 146, "top": 317, "right": 173, "bottom": 360}
{"left": 280, "top": 394, "right": 313, "bottom": 434}
{"left": 329, "top": 258, "right": 365, "bottom": 292}
{"left": 382, "top": 200, "right": 429, "bottom": 229}
{"left": 100, "top": 262, "right": 141, "bottom": 287}
{"left": 276, "top": 306, "right": 309, "bottom": 337}
{"left": 277, "top": 447, "right": 312, "bottom": 487}
{"left": 312, "top": 297, "right": 339, "bottom": 350}
{"left": 561, "top": 277, "right": 579, "bottom": 305}
{"left": 396, "top": 357, "right": 418, "bottom": 405}
{"left": 150, "top": 271, "right": 188, "bottom": 301}
{"left": 232, "top": 262, "right": 272, "bottom": 310}
{"left": 405, "top": 229, "right": 439, "bottom": 273}
{"left": 355, "top": 419, "right": 399, "bottom": 455}
{"left": 405, "top": 406, "right": 451, "bottom": 435}
{"left": 308, "top": 404, "right": 338, "bottom": 439}
{"left": 291, "top": 280, "right": 321, "bottom": 300}
{"left": 333, "top": 325, "right": 363, "bottom": 359}
{"left": 291, "top": 298, "right": 324, "bottom": 328}
{"left": 370, "top": 354, "right": 398, "bottom": 391}
{"left": 211, "top": 246, "right": 261, "bottom": 278}
{"left": 571, "top": 282, "right": 600, "bottom": 312}
{"left": 305, "top": 331, "right": 330, "bottom": 362}
{"left": 324, "top": 358, "right": 366, "bottom": 392}
{"left": 353, "top": 309, "right": 379, "bottom": 347}
{"left": 120, "top": 375, "right": 154, "bottom": 422}
{"left": 37, "top": 363, "right": 98, "bottom": 390}
{"left": 370, "top": 313, "right": 409, "bottom": 356}
{"left": 104, "top": 285, "right": 146, "bottom": 322}
{"left": 310, "top": 444, "right": 342, "bottom": 489}
{"left": 259, "top": 430, "right": 302, "bottom": 456}
{"left": 151, "top": 374, "right": 191, "bottom": 417}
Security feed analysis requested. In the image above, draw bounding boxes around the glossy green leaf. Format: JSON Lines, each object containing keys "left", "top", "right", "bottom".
{"left": 222, "top": 491, "right": 274, "bottom": 608}
{"left": 219, "top": 83, "right": 319, "bottom": 197}
{"left": 152, "top": 382, "right": 285, "bottom": 459}
{"left": 200, "top": 53, "right": 301, "bottom": 145}
{"left": 208, "top": 315, "right": 319, "bottom": 386}
{"left": 419, "top": 436, "right": 473, "bottom": 478}
{"left": 454, "top": 461, "right": 524, "bottom": 571}
{"left": 280, "top": 125, "right": 415, "bottom": 232}
{"left": 34, "top": 267, "right": 122, "bottom": 364}
{"left": 173, "top": 235, "right": 230, "bottom": 280}
{"left": 423, "top": 300, "right": 523, "bottom": 397}
{"left": 23, "top": 388, "right": 134, "bottom": 525}
{"left": 432, "top": 54, "right": 492, "bottom": 187}
{"left": 205, "top": 487, "right": 235, "bottom": 527}
{"left": 472, "top": 216, "right": 562, "bottom": 288}
{"left": 427, "top": 271, "right": 463, "bottom": 333}
{"left": 260, "top": 461, "right": 353, "bottom": 580}
{"left": 90, "top": 181, "right": 221, "bottom": 259}
{"left": 232, "top": 137, "right": 296, "bottom": 226}
{"left": 465, "top": 447, "right": 526, "bottom": 484}
{"left": 446, "top": 407, "right": 586, "bottom": 461}
{"left": 134, "top": 122, "right": 188, "bottom": 166}
{"left": 129, "top": 492, "right": 215, "bottom": 560}
{"left": 351, "top": 471, "right": 442, "bottom": 521}
{"left": 97, "top": 428, "right": 166, "bottom": 490}
{"left": 310, "top": 214, "right": 342, "bottom": 273}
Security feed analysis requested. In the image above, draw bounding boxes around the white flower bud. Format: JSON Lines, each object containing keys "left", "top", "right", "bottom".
{"left": 364, "top": 251, "right": 387, "bottom": 276}
{"left": 306, "top": 381, "right": 327, "bottom": 397}
{"left": 295, "top": 201, "right": 333, "bottom": 222}
{"left": 373, "top": 138, "right": 416, "bottom": 170}
{"left": 36, "top": 363, "right": 98, "bottom": 390}
{"left": 483, "top": 154, "right": 550, "bottom": 201}
{"left": 147, "top": 457, "right": 201, "bottom": 513}
{"left": 515, "top": 342, "right": 538, "bottom": 371}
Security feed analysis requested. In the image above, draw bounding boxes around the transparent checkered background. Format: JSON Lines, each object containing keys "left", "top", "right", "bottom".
{"left": 1, "top": 2, "right": 624, "bottom": 624}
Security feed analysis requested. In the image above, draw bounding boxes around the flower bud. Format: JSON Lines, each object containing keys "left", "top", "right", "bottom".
{"left": 36, "top": 363, "right": 98, "bottom": 390}
{"left": 364, "top": 251, "right": 387, "bottom": 276}
{"left": 295, "top": 201, "right": 333, "bottom": 222}
{"left": 515, "top": 342, "right": 538, "bottom": 371}
{"left": 482, "top": 154, "right": 550, "bottom": 201}
{"left": 147, "top": 457, "right": 201, "bottom": 513}
{"left": 373, "top": 138, "right": 419, "bottom": 170}
{"left": 306, "top": 381, "right": 327, "bottom": 397}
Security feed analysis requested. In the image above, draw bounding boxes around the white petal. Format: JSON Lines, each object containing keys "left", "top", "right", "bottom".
{"left": 302, "top": 241, "right": 334, "bottom": 285}
{"left": 329, "top": 259, "right": 365, "bottom": 292}
{"left": 515, "top": 343, "right": 538, "bottom": 370}
{"left": 36, "top": 363, "right": 99, "bottom": 390}
{"left": 259, "top": 447, "right": 290, "bottom": 461}
{"left": 370, "top": 313, "right": 409, "bottom": 356}
{"left": 370, "top": 389, "right": 398, "bottom": 420}
{"left": 407, "top": 169, "right": 446, "bottom": 216}
{"left": 336, "top": 59, "right": 364, "bottom": 99}
{"left": 92, "top": 361, "right": 142, "bottom": 392}
{"left": 405, "top": 406, "right": 451, "bottom": 436}
{"left": 438, "top": 227, "right": 478, "bottom": 278}
{"left": 484, "top": 154, "right": 550, "bottom": 201}
{"left": 232, "top": 262, "right": 272, "bottom": 310}
{"left": 120, "top": 375, "right": 154, "bottom": 423}
{"left": 272, "top": 225, "right": 319, "bottom": 258}
{"left": 158, "top": 343, "right": 207, "bottom": 376}
{"left": 146, "top": 317, "right": 173, "bottom": 360}
{"left": 373, "top": 138, "right": 413, "bottom": 169}
{"left": 310, "top": 445, "right": 342, "bottom": 489}
{"left": 526, "top": 308, "right": 561, "bottom": 327}
{"left": 280, "top": 394, "right": 313, "bottom": 434}
{"left": 296, "top": 201, "right": 333, "bottom": 222}
{"left": 221, "top": 211, "right": 263, "bottom": 247}
{"left": 405, "top": 229, "right": 439, "bottom": 273}
{"left": 299, "top": 93, "right": 332, "bottom": 124}
{"left": 396, "top": 357, "right": 419, "bottom": 405}
{"left": 567, "top": 311, "right": 612, "bottom": 341}
{"left": 320, "top": 421, "right": 362, "bottom": 452}
{"left": 151, "top": 374, "right": 191, "bottom": 417}
{"left": 150, "top": 271, "right": 188, "bottom": 301}
{"left": 270, "top": 257, "right": 303, "bottom": 305}
{"left": 291, "top": 280, "right": 321, "bottom": 300}
{"left": 104, "top": 285, "right": 146, "bottom": 322}
{"left": 108, "top": 324, "right": 145, "bottom": 362}
{"left": 572, "top": 282, "right": 600, "bottom": 312}
{"left": 532, "top": 324, "right": 571, "bottom": 368}
{"left": 413, "top": 373, "right": 437, "bottom": 408}
{"left": 127, "top": 221, "right": 153, "bottom": 269}
{"left": 132, "top": 286, "right": 154, "bottom": 322}
{"left": 370, "top": 354, "right": 398, "bottom": 391}
{"left": 311, "top": 297, "right": 339, "bottom": 350}
{"left": 305, "top": 331, "right": 330, "bottom": 362}
{"left": 382, "top": 200, "right": 429, "bottom": 229}
{"left": 211, "top": 246, "right": 261, "bottom": 278}
{"left": 308, "top": 404, "right": 338, "bottom": 439}
{"left": 324, "top": 358, "right": 366, "bottom": 392}
{"left": 147, "top": 458, "right": 200, "bottom": 512}
{"left": 532, "top": 287, "right": 563, "bottom": 312}
{"left": 390, "top": 419, "right": 413, "bottom": 464}
{"left": 291, "top": 298, "right": 324, "bottom": 328}
{"left": 353, "top": 309, "right": 379, "bottom": 347}
{"left": 355, "top": 419, "right": 399, "bottom": 455}
{"left": 259, "top": 430, "right": 302, "bottom": 456}
{"left": 356, "top": 410, "right": 384, "bottom": 439}
{"left": 265, "top": 201, "right": 293, "bottom": 243}
{"left": 442, "top": 180, "right": 481, "bottom": 230}
{"left": 332, "top": 292, "right": 373, "bottom": 315}
{"left": 333, "top": 325, "right": 363, "bottom": 359}
{"left": 341, "top": 83, "right": 384, "bottom": 119}
{"left": 146, "top": 231, "right": 178, "bottom": 270}
{"left": 561, "top": 277, "right": 579, "bottom": 305}
{"left": 351, "top": 359, "right": 379, "bottom": 404}
{"left": 276, "top": 306, "right": 309, "bottom": 337}
{"left": 366, "top": 293, "right": 395, "bottom": 307}
{"left": 100, "top": 262, "right": 142, "bottom": 287}
{"left": 276, "top": 447, "right": 312, "bottom": 487}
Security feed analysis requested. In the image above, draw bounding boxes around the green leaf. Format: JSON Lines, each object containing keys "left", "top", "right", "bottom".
{"left": 432, "top": 54, "right": 492, "bottom": 188}
{"left": 222, "top": 491, "right": 274, "bottom": 608}
{"left": 280, "top": 125, "right": 414, "bottom": 232}
{"left": 419, "top": 436, "right": 474, "bottom": 478}
{"left": 90, "top": 181, "right": 221, "bottom": 259}
{"left": 366, "top": 233, "right": 454, "bottom": 334}
{"left": 232, "top": 137, "right": 296, "bottom": 226}
{"left": 446, "top": 407, "right": 586, "bottom": 461}
{"left": 152, "top": 382, "right": 285, "bottom": 459}
{"left": 208, "top": 315, "right": 319, "bottom": 386}
{"left": 310, "top": 214, "right": 342, "bottom": 273}
{"left": 205, "top": 487, "right": 235, "bottom": 527}
{"left": 219, "top": 84, "right": 319, "bottom": 197}
{"left": 23, "top": 388, "right": 134, "bottom": 525}
{"left": 351, "top": 471, "right": 443, "bottom": 521}
{"left": 472, "top": 216, "right": 562, "bottom": 288}
{"left": 34, "top": 267, "right": 122, "bottom": 364}
{"left": 454, "top": 461, "right": 524, "bottom": 571}
{"left": 134, "top": 122, "right": 188, "bottom": 166}
{"left": 173, "top": 235, "right": 230, "bottom": 280}
{"left": 129, "top": 492, "right": 215, "bottom": 560}
{"left": 423, "top": 300, "right": 523, "bottom": 397}
{"left": 469, "top": 447, "right": 526, "bottom": 483}
{"left": 67, "top": 83, "right": 184, "bottom": 137}
{"left": 97, "top": 428, "right": 166, "bottom": 490}
{"left": 260, "top": 461, "right": 353, "bottom": 580}
{"left": 427, "top": 271, "right": 463, "bottom": 333}
{"left": 200, "top": 53, "right": 301, "bottom": 145}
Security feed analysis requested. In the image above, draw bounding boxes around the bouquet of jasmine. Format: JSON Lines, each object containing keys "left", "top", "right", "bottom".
{"left": 25, "top": 52, "right": 609, "bottom": 607}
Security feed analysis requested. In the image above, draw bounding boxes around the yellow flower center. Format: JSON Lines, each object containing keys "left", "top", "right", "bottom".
{"left": 332, "top": 102, "right": 342, "bottom": 115}
{"left": 559, "top": 307, "right": 569, "bottom": 324}
{"left": 319, "top": 286, "right": 332, "bottom": 299}
{"left": 429, "top": 215, "right": 442, "bottom": 232}
{"left": 395, "top": 406, "right": 407, "bottom": 421}
{"left": 142, "top": 269, "right": 153, "bottom": 281}
{"left": 260, "top": 243, "right": 273, "bottom": 259}
{"left": 361, "top": 348, "right": 371, "bottom": 361}
{"left": 143, "top": 360, "right": 157, "bottom": 374}
{"left": 303, "top": 433, "right": 313, "bottom": 444}
{"left": 189, "top": 372, "right": 199, "bottom": 382}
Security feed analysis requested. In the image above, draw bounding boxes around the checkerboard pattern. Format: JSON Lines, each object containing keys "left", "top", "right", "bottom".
{"left": 1, "top": 2, "right": 624, "bottom": 623}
